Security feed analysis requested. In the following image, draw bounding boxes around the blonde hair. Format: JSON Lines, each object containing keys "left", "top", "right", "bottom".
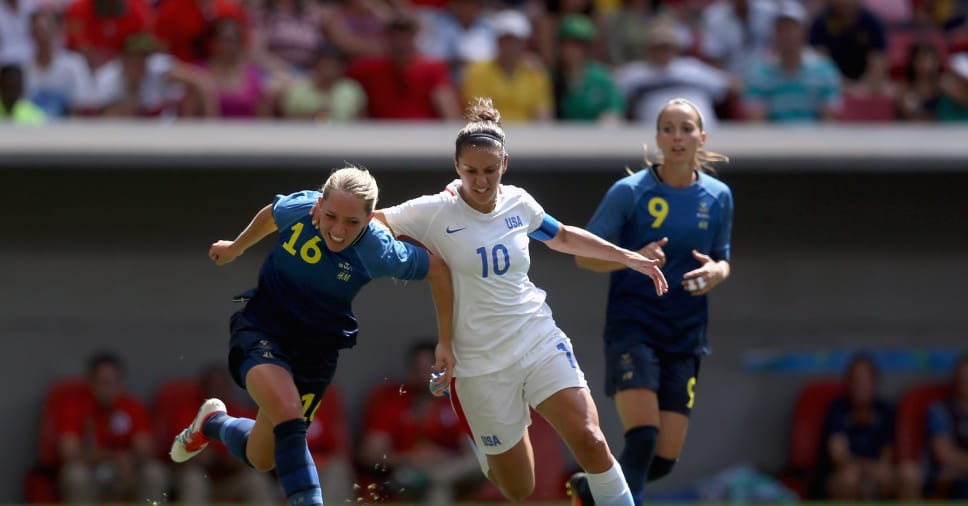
{"left": 631, "top": 98, "right": 729, "bottom": 176}
{"left": 455, "top": 97, "right": 507, "bottom": 157}
{"left": 320, "top": 165, "right": 379, "bottom": 214}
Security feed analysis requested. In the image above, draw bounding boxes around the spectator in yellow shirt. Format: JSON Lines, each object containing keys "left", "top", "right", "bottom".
{"left": 461, "top": 10, "right": 553, "bottom": 122}
{"left": 0, "top": 64, "right": 46, "bottom": 124}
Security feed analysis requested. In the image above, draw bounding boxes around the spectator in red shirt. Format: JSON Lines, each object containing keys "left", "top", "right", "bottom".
{"left": 164, "top": 364, "right": 275, "bottom": 504}
{"left": 56, "top": 352, "right": 169, "bottom": 503}
{"left": 64, "top": 0, "right": 152, "bottom": 69}
{"left": 153, "top": 0, "right": 247, "bottom": 64}
{"left": 347, "top": 13, "right": 460, "bottom": 120}
{"left": 358, "top": 341, "right": 482, "bottom": 504}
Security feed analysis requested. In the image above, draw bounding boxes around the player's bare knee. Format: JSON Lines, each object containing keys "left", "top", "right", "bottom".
{"left": 499, "top": 480, "right": 535, "bottom": 502}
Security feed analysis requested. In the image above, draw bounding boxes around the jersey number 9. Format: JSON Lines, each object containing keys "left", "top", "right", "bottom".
{"left": 648, "top": 197, "right": 669, "bottom": 228}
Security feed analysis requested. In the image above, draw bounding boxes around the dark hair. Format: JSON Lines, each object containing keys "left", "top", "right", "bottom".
{"left": 313, "top": 43, "right": 346, "bottom": 64}
{"left": 0, "top": 64, "right": 23, "bottom": 80}
{"left": 87, "top": 351, "right": 124, "bottom": 376}
{"left": 455, "top": 97, "right": 506, "bottom": 158}
{"left": 904, "top": 41, "right": 941, "bottom": 83}
{"left": 265, "top": 0, "right": 306, "bottom": 16}
{"left": 844, "top": 352, "right": 878, "bottom": 379}
{"left": 408, "top": 341, "right": 437, "bottom": 360}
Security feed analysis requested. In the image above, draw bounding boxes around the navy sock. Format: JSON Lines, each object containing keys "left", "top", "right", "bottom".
{"left": 274, "top": 418, "right": 323, "bottom": 506}
{"left": 647, "top": 456, "right": 676, "bottom": 482}
{"left": 202, "top": 412, "right": 255, "bottom": 466}
{"left": 618, "top": 426, "right": 658, "bottom": 505}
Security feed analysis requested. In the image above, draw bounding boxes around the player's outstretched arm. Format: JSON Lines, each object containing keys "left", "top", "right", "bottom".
{"left": 209, "top": 203, "right": 278, "bottom": 266}
{"left": 543, "top": 224, "right": 668, "bottom": 296}
{"left": 424, "top": 250, "right": 456, "bottom": 391}
{"left": 576, "top": 237, "right": 668, "bottom": 272}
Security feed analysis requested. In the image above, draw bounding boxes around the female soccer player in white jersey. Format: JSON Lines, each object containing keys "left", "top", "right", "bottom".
{"left": 572, "top": 98, "right": 733, "bottom": 506}
{"left": 350, "top": 98, "right": 669, "bottom": 506}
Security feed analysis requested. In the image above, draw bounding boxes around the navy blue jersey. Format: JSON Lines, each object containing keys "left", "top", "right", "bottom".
{"left": 586, "top": 166, "right": 733, "bottom": 354}
{"left": 822, "top": 397, "right": 896, "bottom": 460}
{"left": 241, "top": 191, "right": 430, "bottom": 351}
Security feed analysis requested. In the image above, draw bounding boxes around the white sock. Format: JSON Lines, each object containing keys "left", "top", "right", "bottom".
{"left": 585, "top": 460, "right": 633, "bottom": 506}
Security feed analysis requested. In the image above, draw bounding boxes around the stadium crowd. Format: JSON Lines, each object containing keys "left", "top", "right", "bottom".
{"left": 1, "top": 0, "right": 968, "bottom": 123}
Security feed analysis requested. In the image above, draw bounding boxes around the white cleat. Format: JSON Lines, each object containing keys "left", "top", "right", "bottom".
{"left": 170, "top": 398, "right": 226, "bottom": 463}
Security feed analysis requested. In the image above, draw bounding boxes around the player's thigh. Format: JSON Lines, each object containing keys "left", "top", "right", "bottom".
{"left": 486, "top": 432, "right": 536, "bottom": 498}
{"left": 654, "top": 352, "right": 701, "bottom": 458}
{"left": 245, "top": 364, "right": 303, "bottom": 423}
{"left": 525, "top": 333, "right": 594, "bottom": 435}
{"left": 453, "top": 368, "right": 531, "bottom": 456}
{"left": 537, "top": 386, "right": 614, "bottom": 472}
{"left": 605, "top": 338, "right": 662, "bottom": 429}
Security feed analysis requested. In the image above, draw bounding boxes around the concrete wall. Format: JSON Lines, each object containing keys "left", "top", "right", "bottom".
{"left": 2, "top": 166, "right": 966, "bottom": 501}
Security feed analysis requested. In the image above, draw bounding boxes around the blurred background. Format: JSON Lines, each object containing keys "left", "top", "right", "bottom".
{"left": 2, "top": 0, "right": 968, "bottom": 503}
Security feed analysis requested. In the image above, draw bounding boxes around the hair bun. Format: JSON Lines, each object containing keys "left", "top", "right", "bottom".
{"left": 465, "top": 97, "right": 502, "bottom": 124}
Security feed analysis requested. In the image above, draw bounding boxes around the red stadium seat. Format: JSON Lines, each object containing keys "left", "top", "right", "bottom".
{"left": 472, "top": 409, "right": 571, "bottom": 501}
{"left": 838, "top": 90, "right": 898, "bottom": 122}
{"left": 895, "top": 382, "right": 951, "bottom": 463}
{"left": 24, "top": 378, "right": 88, "bottom": 504}
{"left": 778, "top": 379, "right": 844, "bottom": 499}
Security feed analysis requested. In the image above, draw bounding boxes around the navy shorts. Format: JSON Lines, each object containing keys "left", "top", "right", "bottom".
{"left": 228, "top": 310, "right": 338, "bottom": 422}
{"left": 604, "top": 335, "right": 702, "bottom": 416}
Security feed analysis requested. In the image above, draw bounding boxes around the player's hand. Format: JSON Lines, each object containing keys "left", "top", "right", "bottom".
{"left": 625, "top": 253, "right": 668, "bottom": 296}
{"left": 681, "top": 250, "right": 725, "bottom": 296}
{"left": 431, "top": 342, "right": 456, "bottom": 397}
{"left": 209, "top": 240, "right": 242, "bottom": 266}
{"left": 637, "top": 237, "right": 668, "bottom": 268}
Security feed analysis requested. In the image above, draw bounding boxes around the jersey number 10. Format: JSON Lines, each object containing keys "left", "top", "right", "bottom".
{"left": 476, "top": 244, "right": 510, "bottom": 278}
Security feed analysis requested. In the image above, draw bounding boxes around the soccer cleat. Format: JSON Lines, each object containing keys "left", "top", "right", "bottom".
{"left": 567, "top": 472, "right": 595, "bottom": 506}
{"left": 170, "top": 398, "right": 226, "bottom": 463}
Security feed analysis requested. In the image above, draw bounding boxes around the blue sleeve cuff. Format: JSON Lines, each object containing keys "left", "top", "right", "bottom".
{"left": 528, "top": 214, "right": 561, "bottom": 242}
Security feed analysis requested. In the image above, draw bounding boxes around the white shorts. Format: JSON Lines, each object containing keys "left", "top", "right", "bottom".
{"left": 451, "top": 331, "right": 587, "bottom": 455}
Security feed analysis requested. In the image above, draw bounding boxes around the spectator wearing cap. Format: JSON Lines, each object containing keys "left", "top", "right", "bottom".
{"left": 347, "top": 14, "right": 461, "bottom": 119}
{"left": 699, "top": 0, "right": 777, "bottom": 76}
{"left": 0, "top": 64, "right": 46, "bottom": 124}
{"left": 63, "top": 0, "right": 153, "bottom": 70}
{"left": 94, "top": 33, "right": 217, "bottom": 118}
{"left": 553, "top": 14, "right": 624, "bottom": 122}
{"left": 23, "top": 9, "right": 99, "bottom": 117}
{"left": 743, "top": 1, "right": 841, "bottom": 122}
{"left": 416, "top": 0, "right": 496, "bottom": 83}
{"left": 938, "top": 52, "right": 968, "bottom": 121}
{"left": 614, "top": 17, "right": 733, "bottom": 129}
{"left": 808, "top": 0, "right": 889, "bottom": 93}
{"left": 462, "top": 9, "right": 554, "bottom": 122}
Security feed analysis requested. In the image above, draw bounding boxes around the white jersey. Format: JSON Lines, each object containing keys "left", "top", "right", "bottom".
{"left": 382, "top": 180, "right": 562, "bottom": 377}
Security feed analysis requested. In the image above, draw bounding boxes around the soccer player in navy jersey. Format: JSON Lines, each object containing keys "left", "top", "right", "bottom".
{"left": 168, "top": 167, "right": 454, "bottom": 506}
{"left": 571, "top": 98, "right": 734, "bottom": 506}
